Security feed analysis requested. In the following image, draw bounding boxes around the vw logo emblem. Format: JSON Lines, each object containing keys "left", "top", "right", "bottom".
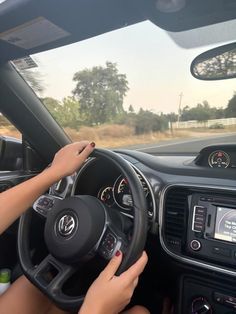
{"left": 58, "top": 215, "right": 76, "bottom": 237}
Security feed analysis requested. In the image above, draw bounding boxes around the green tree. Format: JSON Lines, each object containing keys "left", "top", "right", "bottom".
{"left": 225, "top": 92, "right": 236, "bottom": 117}
{"left": 72, "top": 62, "right": 129, "bottom": 125}
{"left": 181, "top": 102, "right": 214, "bottom": 122}
{"left": 42, "top": 97, "right": 62, "bottom": 123}
{"left": 134, "top": 109, "right": 168, "bottom": 134}
{"left": 21, "top": 69, "right": 44, "bottom": 95}
{"left": 42, "top": 97, "right": 84, "bottom": 129}
{"left": 128, "top": 105, "right": 134, "bottom": 113}
{"left": 61, "top": 97, "right": 83, "bottom": 129}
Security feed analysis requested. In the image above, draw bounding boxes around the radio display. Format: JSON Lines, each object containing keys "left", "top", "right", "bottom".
{"left": 214, "top": 207, "right": 236, "bottom": 243}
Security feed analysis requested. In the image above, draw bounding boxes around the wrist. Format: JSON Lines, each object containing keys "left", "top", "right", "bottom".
{"left": 79, "top": 302, "right": 103, "bottom": 314}
{"left": 39, "top": 166, "right": 63, "bottom": 185}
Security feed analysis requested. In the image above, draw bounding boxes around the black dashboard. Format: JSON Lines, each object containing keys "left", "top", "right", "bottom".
{"left": 33, "top": 144, "right": 236, "bottom": 314}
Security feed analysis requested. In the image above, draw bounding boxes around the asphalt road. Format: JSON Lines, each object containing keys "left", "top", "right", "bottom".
{"left": 121, "top": 133, "right": 236, "bottom": 154}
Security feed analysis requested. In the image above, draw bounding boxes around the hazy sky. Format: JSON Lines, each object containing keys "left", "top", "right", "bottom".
{"left": 32, "top": 20, "right": 236, "bottom": 114}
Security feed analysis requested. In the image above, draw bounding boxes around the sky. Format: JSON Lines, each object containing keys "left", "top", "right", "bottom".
{"left": 31, "top": 20, "right": 236, "bottom": 114}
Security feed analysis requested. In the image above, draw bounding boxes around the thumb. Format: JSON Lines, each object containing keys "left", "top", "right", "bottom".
{"left": 101, "top": 251, "right": 123, "bottom": 280}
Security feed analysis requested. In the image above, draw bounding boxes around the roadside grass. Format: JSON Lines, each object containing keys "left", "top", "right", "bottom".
{"left": 1, "top": 124, "right": 235, "bottom": 149}
{"left": 64, "top": 125, "right": 192, "bottom": 148}
{"left": 0, "top": 126, "right": 21, "bottom": 139}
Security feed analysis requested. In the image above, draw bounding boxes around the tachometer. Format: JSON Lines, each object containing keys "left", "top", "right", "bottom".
{"left": 208, "top": 150, "right": 230, "bottom": 168}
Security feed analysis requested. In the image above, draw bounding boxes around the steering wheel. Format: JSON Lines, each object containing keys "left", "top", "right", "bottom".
{"left": 18, "top": 148, "right": 148, "bottom": 310}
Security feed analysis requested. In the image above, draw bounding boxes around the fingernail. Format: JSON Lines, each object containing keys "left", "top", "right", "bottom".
{"left": 90, "top": 142, "right": 95, "bottom": 148}
{"left": 115, "top": 250, "right": 121, "bottom": 257}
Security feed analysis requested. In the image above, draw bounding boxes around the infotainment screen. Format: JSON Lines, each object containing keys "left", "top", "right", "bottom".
{"left": 214, "top": 207, "right": 236, "bottom": 243}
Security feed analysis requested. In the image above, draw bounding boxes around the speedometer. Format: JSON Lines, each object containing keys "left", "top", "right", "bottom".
{"left": 113, "top": 174, "right": 150, "bottom": 210}
{"left": 208, "top": 150, "right": 230, "bottom": 168}
{"left": 113, "top": 176, "right": 132, "bottom": 210}
{"left": 98, "top": 186, "right": 114, "bottom": 206}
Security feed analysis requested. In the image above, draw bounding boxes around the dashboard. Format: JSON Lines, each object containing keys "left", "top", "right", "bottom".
{"left": 32, "top": 143, "right": 236, "bottom": 313}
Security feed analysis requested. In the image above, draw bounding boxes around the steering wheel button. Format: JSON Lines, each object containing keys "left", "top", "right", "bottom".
{"left": 38, "top": 198, "right": 44, "bottom": 205}
{"left": 42, "top": 198, "right": 49, "bottom": 205}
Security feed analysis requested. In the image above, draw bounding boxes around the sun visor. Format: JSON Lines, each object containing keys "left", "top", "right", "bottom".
{"left": 0, "top": 0, "right": 145, "bottom": 63}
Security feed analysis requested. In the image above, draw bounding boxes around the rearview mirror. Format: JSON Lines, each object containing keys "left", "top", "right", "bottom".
{"left": 190, "top": 42, "right": 236, "bottom": 80}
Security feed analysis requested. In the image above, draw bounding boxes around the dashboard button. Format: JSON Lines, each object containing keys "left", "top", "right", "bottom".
{"left": 195, "top": 215, "right": 205, "bottom": 223}
{"left": 195, "top": 206, "right": 207, "bottom": 215}
{"left": 190, "top": 240, "right": 201, "bottom": 251}
{"left": 193, "top": 223, "right": 204, "bottom": 232}
{"left": 213, "top": 292, "right": 224, "bottom": 304}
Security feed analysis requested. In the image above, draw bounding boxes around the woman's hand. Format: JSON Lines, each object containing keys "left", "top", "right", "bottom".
{"left": 49, "top": 141, "right": 95, "bottom": 180}
{"left": 79, "top": 251, "right": 148, "bottom": 314}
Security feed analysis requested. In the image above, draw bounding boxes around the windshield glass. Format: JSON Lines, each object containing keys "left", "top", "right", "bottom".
{"left": 16, "top": 20, "right": 236, "bottom": 154}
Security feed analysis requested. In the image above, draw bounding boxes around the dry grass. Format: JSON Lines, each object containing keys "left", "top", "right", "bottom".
{"left": 65, "top": 125, "right": 190, "bottom": 148}
{"left": 0, "top": 126, "right": 21, "bottom": 139}
{"left": 1, "top": 123, "right": 235, "bottom": 149}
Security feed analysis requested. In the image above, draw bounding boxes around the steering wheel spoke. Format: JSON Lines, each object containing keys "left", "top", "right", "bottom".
{"left": 31, "top": 254, "right": 76, "bottom": 295}
{"left": 33, "top": 194, "right": 61, "bottom": 217}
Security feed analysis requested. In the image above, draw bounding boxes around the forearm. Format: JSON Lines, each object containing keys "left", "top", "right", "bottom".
{"left": 0, "top": 166, "right": 60, "bottom": 234}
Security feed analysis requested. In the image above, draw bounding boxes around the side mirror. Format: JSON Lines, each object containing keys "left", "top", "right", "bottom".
{"left": 190, "top": 42, "right": 236, "bottom": 80}
{"left": 0, "top": 136, "right": 23, "bottom": 171}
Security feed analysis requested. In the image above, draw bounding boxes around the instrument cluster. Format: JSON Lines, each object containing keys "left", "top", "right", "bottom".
{"left": 97, "top": 173, "right": 154, "bottom": 218}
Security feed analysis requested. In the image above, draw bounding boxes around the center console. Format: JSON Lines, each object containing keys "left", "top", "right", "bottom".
{"left": 187, "top": 193, "right": 236, "bottom": 268}
{"left": 162, "top": 185, "right": 236, "bottom": 314}
{"left": 180, "top": 276, "right": 236, "bottom": 314}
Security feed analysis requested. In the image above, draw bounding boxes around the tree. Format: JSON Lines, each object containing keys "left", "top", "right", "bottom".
{"left": 72, "top": 62, "right": 129, "bottom": 125}
{"left": 181, "top": 101, "right": 222, "bottom": 122}
{"left": 60, "top": 97, "right": 83, "bottom": 129}
{"left": 128, "top": 105, "right": 134, "bottom": 113}
{"left": 42, "top": 97, "right": 84, "bottom": 129}
{"left": 21, "top": 69, "right": 44, "bottom": 95}
{"left": 134, "top": 109, "right": 168, "bottom": 134}
{"left": 42, "top": 97, "right": 62, "bottom": 123}
{"left": 225, "top": 92, "right": 236, "bottom": 117}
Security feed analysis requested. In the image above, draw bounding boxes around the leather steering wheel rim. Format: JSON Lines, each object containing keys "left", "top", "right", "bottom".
{"left": 17, "top": 148, "right": 148, "bottom": 310}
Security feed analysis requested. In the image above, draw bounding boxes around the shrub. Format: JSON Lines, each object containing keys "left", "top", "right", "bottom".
{"left": 209, "top": 123, "right": 225, "bottom": 129}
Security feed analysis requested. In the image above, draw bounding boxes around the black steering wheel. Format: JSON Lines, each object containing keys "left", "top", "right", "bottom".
{"left": 18, "top": 148, "right": 148, "bottom": 311}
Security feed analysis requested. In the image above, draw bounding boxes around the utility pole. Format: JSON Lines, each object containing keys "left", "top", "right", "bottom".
{"left": 177, "top": 92, "right": 183, "bottom": 128}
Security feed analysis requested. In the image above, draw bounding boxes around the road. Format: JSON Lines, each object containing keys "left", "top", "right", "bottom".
{"left": 120, "top": 133, "right": 236, "bottom": 154}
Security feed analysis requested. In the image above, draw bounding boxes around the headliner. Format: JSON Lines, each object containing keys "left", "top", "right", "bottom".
{"left": 0, "top": 0, "right": 236, "bottom": 63}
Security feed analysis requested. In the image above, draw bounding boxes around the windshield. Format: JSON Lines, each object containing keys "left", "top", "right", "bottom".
{"left": 15, "top": 20, "right": 236, "bottom": 154}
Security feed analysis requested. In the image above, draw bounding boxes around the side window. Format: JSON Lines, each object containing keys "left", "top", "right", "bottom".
{"left": 0, "top": 113, "right": 22, "bottom": 171}
{"left": 0, "top": 113, "right": 21, "bottom": 139}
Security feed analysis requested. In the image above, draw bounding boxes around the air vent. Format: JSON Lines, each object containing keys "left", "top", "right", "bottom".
{"left": 163, "top": 187, "right": 190, "bottom": 249}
